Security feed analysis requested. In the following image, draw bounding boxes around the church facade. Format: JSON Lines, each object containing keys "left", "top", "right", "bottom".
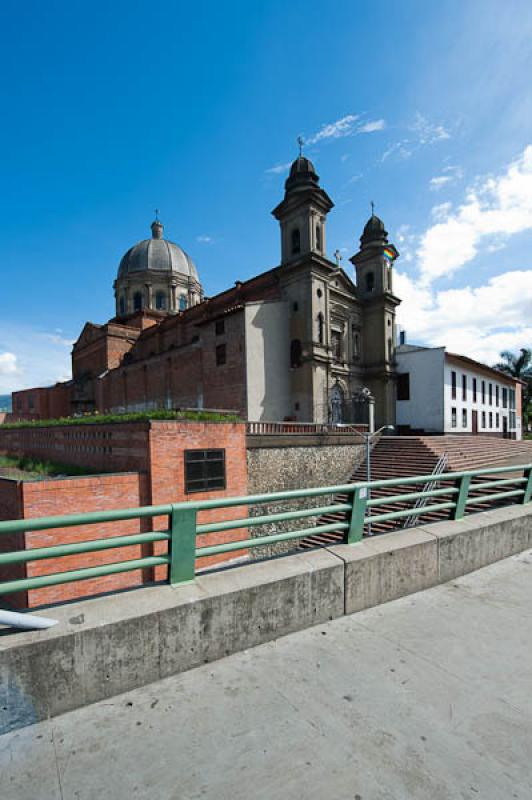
{"left": 12, "top": 155, "right": 401, "bottom": 427}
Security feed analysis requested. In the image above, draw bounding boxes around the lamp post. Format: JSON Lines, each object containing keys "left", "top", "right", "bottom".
{"left": 341, "top": 423, "right": 395, "bottom": 536}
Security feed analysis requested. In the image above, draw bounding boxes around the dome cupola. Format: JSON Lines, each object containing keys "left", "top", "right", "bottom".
{"left": 284, "top": 155, "right": 320, "bottom": 193}
{"left": 360, "top": 212, "right": 388, "bottom": 248}
{"left": 114, "top": 216, "right": 203, "bottom": 317}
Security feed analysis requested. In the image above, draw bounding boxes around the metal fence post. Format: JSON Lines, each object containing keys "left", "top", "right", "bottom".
{"left": 522, "top": 467, "right": 532, "bottom": 504}
{"left": 452, "top": 474, "right": 471, "bottom": 520}
{"left": 168, "top": 505, "right": 197, "bottom": 586}
{"left": 347, "top": 486, "right": 368, "bottom": 543}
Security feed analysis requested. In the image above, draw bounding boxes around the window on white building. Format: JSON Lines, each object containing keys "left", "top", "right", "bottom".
{"left": 462, "top": 409, "right": 467, "bottom": 428}
{"left": 451, "top": 408, "right": 457, "bottom": 428}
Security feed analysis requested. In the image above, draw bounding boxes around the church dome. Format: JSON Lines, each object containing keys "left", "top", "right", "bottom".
{"left": 118, "top": 219, "right": 199, "bottom": 281}
{"left": 360, "top": 213, "right": 388, "bottom": 247}
{"left": 285, "top": 155, "right": 320, "bottom": 192}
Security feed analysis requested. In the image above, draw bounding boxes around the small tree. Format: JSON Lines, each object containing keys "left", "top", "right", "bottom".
{"left": 494, "top": 348, "right": 532, "bottom": 427}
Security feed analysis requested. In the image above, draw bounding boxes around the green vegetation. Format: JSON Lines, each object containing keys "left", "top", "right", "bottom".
{"left": 494, "top": 347, "right": 531, "bottom": 423}
{"left": 0, "top": 454, "right": 102, "bottom": 478}
{"left": 1, "top": 408, "right": 241, "bottom": 431}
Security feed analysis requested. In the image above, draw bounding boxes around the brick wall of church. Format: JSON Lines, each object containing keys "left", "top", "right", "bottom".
{"left": 95, "top": 310, "right": 248, "bottom": 415}
{"left": 0, "top": 420, "right": 249, "bottom": 607}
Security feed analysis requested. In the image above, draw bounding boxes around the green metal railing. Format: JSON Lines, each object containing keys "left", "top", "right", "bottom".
{"left": 0, "top": 463, "right": 530, "bottom": 598}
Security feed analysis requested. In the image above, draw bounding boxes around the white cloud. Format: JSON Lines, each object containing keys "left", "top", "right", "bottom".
{"left": 0, "top": 352, "right": 18, "bottom": 376}
{"left": 429, "top": 165, "right": 463, "bottom": 191}
{"left": 265, "top": 162, "right": 292, "bottom": 175}
{"left": 381, "top": 114, "right": 451, "bottom": 163}
{"left": 381, "top": 139, "right": 413, "bottom": 162}
{"left": 0, "top": 325, "right": 73, "bottom": 393}
{"left": 410, "top": 112, "right": 450, "bottom": 145}
{"left": 358, "top": 119, "right": 385, "bottom": 134}
{"left": 431, "top": 202, "right": 453, "bottom": 221}
{"left": 395, "top": 269, "right": 532, "bottom": 365}
{"left": 42, "top": 333, "right": 76, "bottom": 346}
{"left": 307, "top": 114, "right": 359, "bottom": 145}
{"left": 196, "top": 235, "right": 214, "bottom": 244}
{"left": 418, "top": 145, "right": 532, "bottom": 284}
{"left": 429, "top": 175, "right": 452, "bottom": 190}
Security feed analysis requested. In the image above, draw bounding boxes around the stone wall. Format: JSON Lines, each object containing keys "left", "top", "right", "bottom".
{"left": 246, "top": 441, "right": 365, "bottom": 557}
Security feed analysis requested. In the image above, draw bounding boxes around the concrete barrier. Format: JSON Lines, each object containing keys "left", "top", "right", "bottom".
{"left": 426, "top": 503, "right": 531, "bottom": 583}
{"left": 328, "top": 528, "right": 439, "bottom": 615}
{"left": 1, "top": 505, "right": 531, "bottom": 734}
{"left": 0, "top": 549, "right": 343, "bottom": 734}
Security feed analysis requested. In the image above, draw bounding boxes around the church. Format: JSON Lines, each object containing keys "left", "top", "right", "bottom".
{"left": 12, "top": 153, "right": 401, "bottom": 428}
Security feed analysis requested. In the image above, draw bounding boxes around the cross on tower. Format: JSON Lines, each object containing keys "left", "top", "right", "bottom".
{"left": 154, "top": 208, "right": 160, "bottom": 221}
{"left": 297, "top": 136, "right": 304, "bottom": 157}
{"left": 370, "top": 200, "right": 375, "bottom": 216}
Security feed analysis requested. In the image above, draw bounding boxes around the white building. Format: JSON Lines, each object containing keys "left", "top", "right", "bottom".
{"left": 395, "top": 344, "right": 523, "bottom": 440}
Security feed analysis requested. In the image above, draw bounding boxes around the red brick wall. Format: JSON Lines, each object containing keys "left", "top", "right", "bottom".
{"left": 147, "top": 421, "right": 249, "bottom": 574}
{"left": 0, "top": 420, "right": 249, "bottom": 607}
{"left": 0, "top": 479, "right": 26, "bottom": 607}
{"left": 0, "top": 422, "right": 152, "bottom": 473}
{"left": 11, "top": 387, "right": 51, "bottom": 420}
{"left": 95, "top": 312, "right": 247, "bottom": 415}
{"left": 47, "top": 383, "right": 72, "bottom": 419}
{"left": 21, "top": 473, "right": 144, "bottom": 607}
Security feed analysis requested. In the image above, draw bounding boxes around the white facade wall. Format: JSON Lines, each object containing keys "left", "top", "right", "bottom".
{"left": 244, "top": 301, "right": 290, "bottom": 421}
{"left": 444, "top": 360, "right": 519, "bottom": 437}
{"left": 395, "top": 347, "right": 445, "bottom": 432}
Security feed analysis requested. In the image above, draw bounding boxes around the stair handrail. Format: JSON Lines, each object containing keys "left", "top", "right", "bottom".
{"left": 404, "top": 451, "right": 448, "bottom": 528}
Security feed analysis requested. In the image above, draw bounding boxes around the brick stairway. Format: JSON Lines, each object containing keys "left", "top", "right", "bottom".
{"left": 300, "top": 435, "right": 532, "bottom": 549}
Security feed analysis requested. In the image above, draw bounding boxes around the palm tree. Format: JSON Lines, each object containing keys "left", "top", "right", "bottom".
{"left": 494, "top": 348, "right": 531, "bottom": 426}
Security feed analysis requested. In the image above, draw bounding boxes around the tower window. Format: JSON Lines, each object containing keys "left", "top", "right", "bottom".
{"left": 291, "top": 228, "right": 301, "bottom": 255}
{"left": 119, "top": 295, "right": 126, "bottom": 315}
{"left": 365, "top": 272, "right": 375, "bottom": 292}
{"left": 317, "top": 313, "right": 324, "bottom": 345}
{"left": 331, "top": 331, "right": 343, "bottom": 362}
{"left": 133, "top": 292, "right": 143, "bottom": 311}
{"left": 179, "top": 295, "right": 187, "bottom": 311}
{"left": 216, "top": 344, "right": 226, "bottom": 366}
{"left": 290, "top": 339, "right": 302, "bottom": 368}
{"left": 316, "top": 224, "right": 322, "bottom": 252}
{"left": 352, "top": 327, "right": 360, "bottom": 360}
{"left": 155, "top": 291, "right": 167, "bottom": 310}
{"left": 215, "top": 319, "right": 225, "bottom": 336}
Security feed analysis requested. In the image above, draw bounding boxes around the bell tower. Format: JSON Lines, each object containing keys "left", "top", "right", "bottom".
{"left": 272, "top": 142, "right": 334, "bottom": 265}
{"left": 351, "top": 205, "right": 398, "bottom": 299}
{"left": 350, "top": 208, "right": 400, "bottom": 428}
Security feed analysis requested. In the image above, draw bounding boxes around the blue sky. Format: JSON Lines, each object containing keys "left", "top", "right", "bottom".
{"left": 1, "top": 0, "right": 531, "bottom": 392}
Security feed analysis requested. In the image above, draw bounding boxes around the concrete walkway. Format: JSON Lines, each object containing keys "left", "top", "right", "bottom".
{"left": 2, "top": 551, "right": 532, "bottom": 800}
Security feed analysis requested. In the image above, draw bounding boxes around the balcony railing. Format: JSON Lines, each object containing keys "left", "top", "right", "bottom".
{"left": 246, "top": 421, "right": 368, "bottom": 435}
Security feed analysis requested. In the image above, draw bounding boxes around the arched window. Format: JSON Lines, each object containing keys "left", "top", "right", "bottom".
{"left": 316, "top": 224, "right": 322, "bottom": 252}
{"left": 317, "top": 313, "right": 324, "bottom": 345}
{"left": 290, "top": 339, "right": 302, "bottom": 368}
{"left": 352, "top": 327, "right": 360, "bottom": 360}
{"left": 179, "top": 295, "right": 187, "bottom": 311}
{"left": 155, "top": 291, "right": 167, "bottom": 310}
{"left": 291, "top": 228, "right": 301, "bottom": 255}
{"left": 119, "top": 295, "right": 126, "bottom": 315}
{"left": 133, "top": 291, "right": 143, "bottom": 311}
{"left": 365, "top": 271, "right": 375, "bottom": 292}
